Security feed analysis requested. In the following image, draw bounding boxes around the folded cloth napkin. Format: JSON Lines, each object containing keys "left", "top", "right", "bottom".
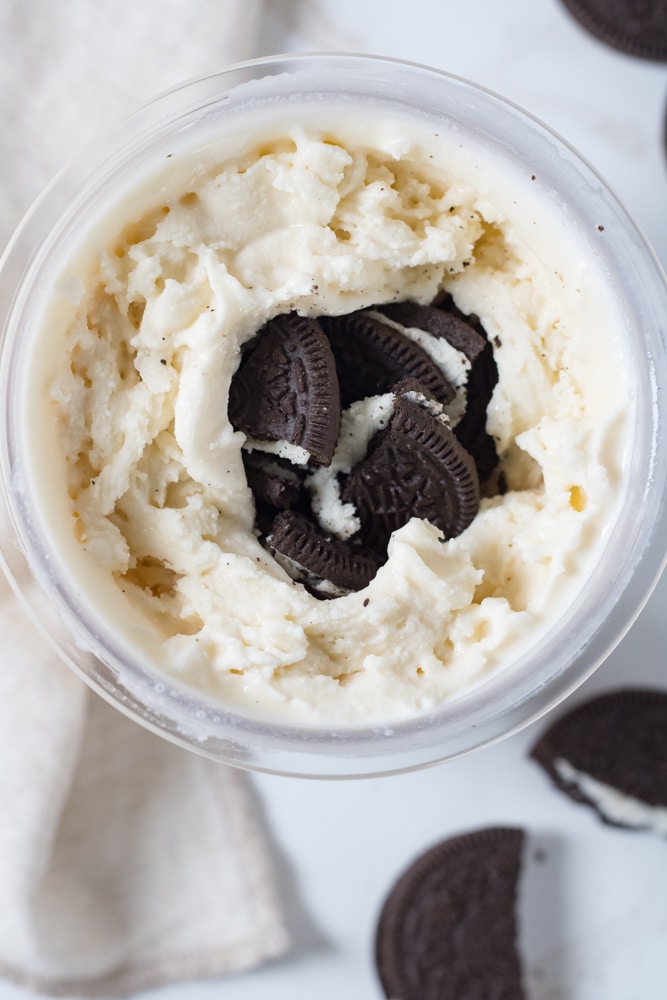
{"left": 0, "top": 1, "right": 289, "bottom": 995}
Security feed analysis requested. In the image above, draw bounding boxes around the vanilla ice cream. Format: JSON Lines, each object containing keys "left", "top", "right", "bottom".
{"left": 21, "top": 104, "right": 633, "bottom": 725}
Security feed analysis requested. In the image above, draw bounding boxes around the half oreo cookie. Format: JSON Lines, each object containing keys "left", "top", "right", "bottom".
{"left": 530, "top": 688, "right": 667, "bottom": 835}
{"left": 320, "top": 310, "right": 456, "bottom": 409}
{"left": 228, "top": 313, "right": 341, "bottom": 465}
{"left": 379, "top": 299, "right": 499, "bottom": 479}
{"left": 375, "top": 827, "right": 526, "bottom": 1000}
{"left": 379, "top": 300, "right": 488, "bottom": 365}
{"left": 342, "top": 386, "right": 480, "bottom": 552}
{"left": 267, "top": 509, "right": 382, "bottom": 597}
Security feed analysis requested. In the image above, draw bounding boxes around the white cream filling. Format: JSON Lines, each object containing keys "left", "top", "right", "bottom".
{"left": 368, "top": 308, "right": 471, "bottom": 426}
{"left": 306, "top": 393, "right": 394, "bottom": 539}
{"left": 244, "top": 438, "right": 311, "bottom": 466}
{"left": 554, "top": 757, "right": 667, "bottom": 834}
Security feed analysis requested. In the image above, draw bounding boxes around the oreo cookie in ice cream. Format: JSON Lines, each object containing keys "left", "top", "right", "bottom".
{"left": 230, "top": 298, "right": 498, "bottom": 596}
{"left": 342, "top": 384, "right": 480, "bottom": 552}
{"left": 375, "top": 827, "right": 526, "bottom": 1000}
{"left": 320, "top": 310, "right": 456, "bottom": 409}
{"left": 379, "top": 300, "right": 488, "bottom": 364}
{"left": 379, "top": 299, "right": 499, "bottom": 479}
{"left": 267, "top": 509, "right": 382, "bottom": 597}
{"left": 530, "top": 688, "right": 667, "bottom": 835}
{"left": 228, "top": 312, "right": 341, "bottom": 465}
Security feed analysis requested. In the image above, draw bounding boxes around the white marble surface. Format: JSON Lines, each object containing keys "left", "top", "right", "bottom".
{"left": 3, "top": 1, "right": 667, "bottom": 998}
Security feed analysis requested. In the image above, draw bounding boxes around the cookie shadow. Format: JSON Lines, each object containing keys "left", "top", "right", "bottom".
{"left": 519, "top": 831, "right": 571, "bottom": 1000}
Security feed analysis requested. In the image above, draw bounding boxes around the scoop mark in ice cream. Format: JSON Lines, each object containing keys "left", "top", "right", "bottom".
{"left": 228, "top": 299, "right": 496, "bottom": 597}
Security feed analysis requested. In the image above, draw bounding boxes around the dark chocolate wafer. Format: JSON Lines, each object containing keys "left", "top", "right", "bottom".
{"left": 380, "top": 299, "right": 499, "bottom": 479}
{"left": 320, "top": 310, "right": 456, "bottom": 409}
{"left": 243, "top": 454, "right": 303, "bottom": 511}
{"left": 531, "top": 688, "right": 667, "bottom": 833}
{"left": 342, "top": 389, "right": 480, "bottom": 551}
{"left": 559, "top": 0, "right": 667, "bottom": 61}
{"left": 267, "top": 510, "right": 382, "bottom": 597}
{"left": 379, "top": 301, "right": 488, "bottom": 364}
{"left": 228, "top": 313, "right": 341, "bottom": 465}
{"left": 375, "top": 827, "right": 526, "bottom": 1000}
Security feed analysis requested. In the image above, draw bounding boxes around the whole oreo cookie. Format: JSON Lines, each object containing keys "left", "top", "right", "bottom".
{"left": 375, "top": 827, "right": 525, "bottom": 1000}
{"left": 342, "top": 388, "right": 480, "bottom": 551}
{"left": 267, "top": 509, "right": 382, "bottom": 597}
{"left": 559, "top": 0, "right": 667, "bottom": 61}
{"left": 228, "top": 313, "right": 341, "bottom": 465}
{"left": 531, "top": 688, "right": 667, "bottom": 834}
{"left": 320, "top": 310, "right": 456, "bottom": 409}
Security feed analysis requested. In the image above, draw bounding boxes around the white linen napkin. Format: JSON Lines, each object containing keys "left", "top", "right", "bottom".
{"left": 0, "top": 1, "right": 289, "bottom": 995}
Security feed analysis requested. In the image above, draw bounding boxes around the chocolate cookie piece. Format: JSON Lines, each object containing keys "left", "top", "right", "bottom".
{"left": 530, "top": 688, "right": 667, "bottom": 833}
{"left": 454, "top": 357, "right": 499, "bottom": 481}
{"left": 320, "top": 311, "right": 456, "bottom": 409}
{"left": 434, "top": 291, "right": 487, "bottom": 339}
{"left": 379, "top": 301, "right": 488, "bottom": 364}
{"left": 267, "top": 510, "right": 382, "bottom": 597}
{"left": 242, "top": 453, "right": 305, "bottom": 534}
{"left": 342, "top": 390, "right": 480, "bottom": 552}
{"left": 375, "top": 827, "right": 525, "bottom": 1000}
{"left": 379, "top": 299, "right": 499, "bottom": 479}
{"left": 228, "top": 313, "right": 341, "bottom": 465}
{"left": 243, "top": 454, "right": 303, "bottom": 511}
{"left": 559, "top": 0, "right": 667, "bottom": 61}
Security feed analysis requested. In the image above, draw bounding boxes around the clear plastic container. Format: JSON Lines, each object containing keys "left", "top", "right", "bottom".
{"left": 1, "top": 53, "right": 666, "bottom": 777}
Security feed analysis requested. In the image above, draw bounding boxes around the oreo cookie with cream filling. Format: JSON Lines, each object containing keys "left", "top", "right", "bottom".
{"left": 379, "top": 299, "right": 499, "bottom": 479}
{"left": 530, "top": 688, "right": 667, "bottom": 835}
{"left": 375, "top": 827, "right": 526, "bottom": 1000}
{"left": 230, "top": 298, "right": 497, "bottom": 596}
{"left": 320, "top": 310, "right": 456, "bottom": 409}
{"left": 379, "top": 300, "right": 489, "bottom": 365}
{"left": 342, "top": 383, "right": 480, "bottom": 552}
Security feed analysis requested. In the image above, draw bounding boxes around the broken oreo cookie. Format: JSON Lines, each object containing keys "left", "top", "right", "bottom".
{"left": 320, "top": 310, "right": 456, "bottom": 409}
{"left": 342, "top": 386, "right": 480, "bottom": 552}
{"left": 375, "top": 827, "right": 525, "bottom": 1000}
{"left": 531, "top": 688, "right": 667, "bottom": 835}
{"left": 379, "top": 300, "right": 488, "bottom": 365}
{"left": 267, "top": 510, "right": 381, "bottom": 597}
{"left": 379, "top": 300, "right": 499, "bottom": 478}
{"left": 229, "top": 297, "right": 499, "bottom": 597}
{"left": 228, "top": 313, "right": 341, "bottom": 465}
